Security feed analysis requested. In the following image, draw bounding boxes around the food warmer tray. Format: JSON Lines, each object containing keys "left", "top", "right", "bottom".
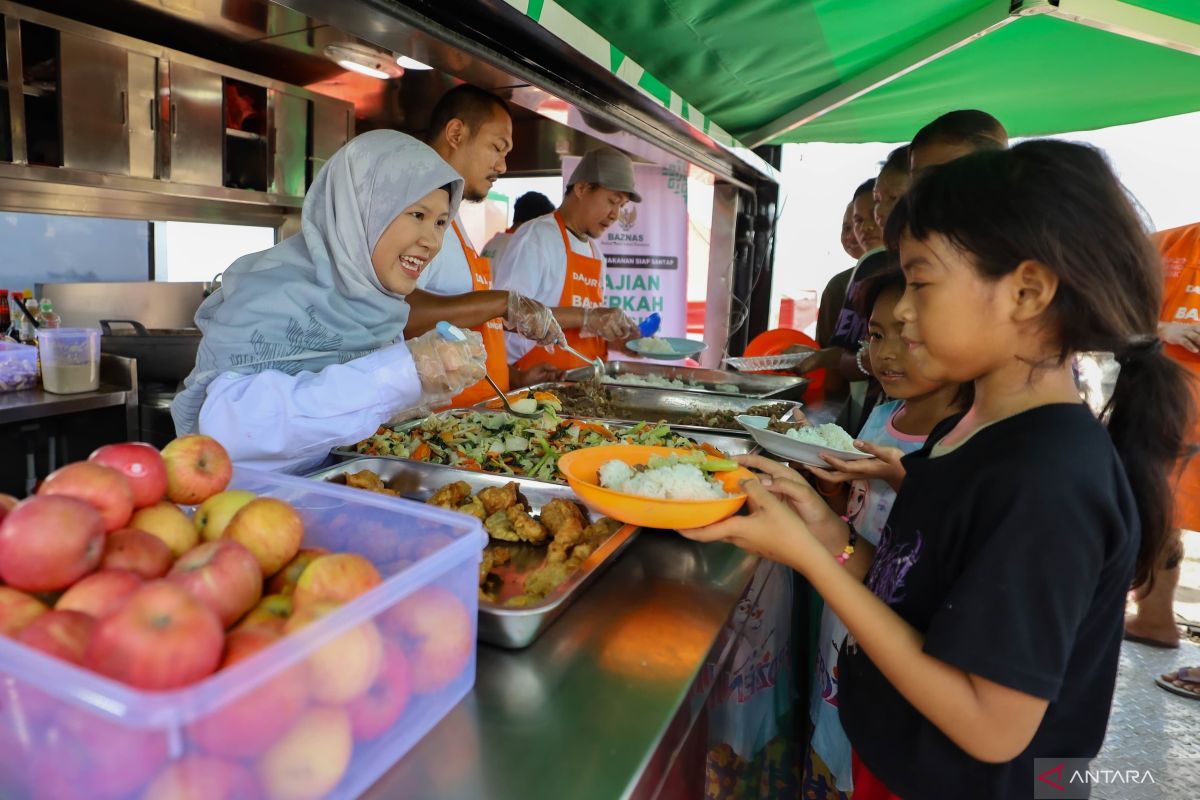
{"left": 331, "top": 412, "right": 759, "bottom": 471}
{"left": 562, "top": 360, "right": 808, "bottom": 399}
{"left": 497, "top": 383, "right": 804, "bottom": 438}
{"left": 307, "top": 457, "right": 639, "bottom": 649}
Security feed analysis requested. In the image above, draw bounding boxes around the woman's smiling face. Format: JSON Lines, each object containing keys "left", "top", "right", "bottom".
{"left": 371, "top": 187, "right": 451, "bottom": 295}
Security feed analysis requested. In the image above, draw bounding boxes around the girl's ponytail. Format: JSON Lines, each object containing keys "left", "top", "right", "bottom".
{"left": 1105, "top": 343, "right": 1196, "bottom": 589}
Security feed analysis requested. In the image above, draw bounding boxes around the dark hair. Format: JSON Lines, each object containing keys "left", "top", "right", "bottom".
{"left": 426, "top": 85, "right": 510, "bottom": 144}
{"left": 513, "top": 192, "right": 555, "bottom": 226}
{"left": 887, "top": 140, "right": 1194, "bottom": 589}
{"left": 880, "top": 145, "right": 911, "bottom": 177}
{"left": 911, "top": 110, "right": 1008, "bottom": 153}
{"left": 852, "top": 178, "right": 876, "bottom": 200}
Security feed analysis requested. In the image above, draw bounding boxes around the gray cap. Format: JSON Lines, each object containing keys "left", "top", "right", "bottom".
{"left": 566, "top": 147, "right": 642, "bottom": 203}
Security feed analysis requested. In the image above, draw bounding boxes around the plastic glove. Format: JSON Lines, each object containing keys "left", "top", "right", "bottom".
{"left": 582, "top": 306, "right": 640, "bottom": 342}
{"left": 407, "top": 327, "right": 487, "bottom": 395}
{"left": 504, "top": 292, "right": 564, "bottom": 345}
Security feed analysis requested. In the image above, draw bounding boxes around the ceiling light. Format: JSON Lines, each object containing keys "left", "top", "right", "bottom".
{"left": 395, "top": 55, "right": 433, "bottom": 71}
{"left": 324, "top": 43, "right": 402, "bottom": 80}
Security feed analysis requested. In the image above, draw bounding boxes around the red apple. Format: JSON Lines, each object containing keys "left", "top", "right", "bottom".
{"left": 188, "top": 627, "right": 309, "bottom": 758}
{"left": 266, "top": 547, "right": 330, "bottom": 596}
{"left": 0, "top": 585, "right": 49, "bottom": 636}
{"left": 195, "top": 489, "right": 256, "bottom": 542}
{"left": 57, "top": 569, "right": 143, "bottom": 619}
{"left": 0, "top": 496, "right": 105, "bottom": 592}
{"left": 292, "top": 553, "right": 382, "bottom": 608}
{"left": 28, "top": 706, "right": 168, "bottom": 800}
{"left": 37, "top": 461, "right": 134, "bottom": 532}
{"left": 224, "top": 498, "right": 304, "bottom": 577}
{"left": 100, "top": 528, "right": 173, "bottom": 579}
{"left": 161, "top": 434, "right": 233, "bottom": 505}
{"left": 283, "top": 601, "right": 383, "bottom": 704}
{"left": 257, "top": 707, "right": 353, "bottom": 800}
{"left": 130, "top": 500, "right": 198, "bottom": 558}
{"left": 16, "top": 609, "right": 95, "bottom": 664}
{"left": 84, "top": 581, "right": 224, "bottom": 690}
{"left": 88, "top": 442, "right": 168, "bottom": 508}
{"left": 143, "top": 755, "right": 262, "bottom": 800}
{"left": 235, "top": 593, "right": 294, "bottom": 634}
{"left": 346, "top": 640, "right": 412, "bottom": 741}
{"left": 168, "top": 540, "right": 263, "bottom": 628}
{"left": 382, "top": 586, "right": 473, "bottom": 694}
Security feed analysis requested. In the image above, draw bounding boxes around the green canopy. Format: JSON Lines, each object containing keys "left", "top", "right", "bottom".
{"left": 522, "top": 0, "right": 1200, "bottom": 145}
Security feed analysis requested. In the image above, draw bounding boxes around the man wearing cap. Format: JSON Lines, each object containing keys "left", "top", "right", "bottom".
{"left": 494, "top": 147, "right": 642, "bottom": 370}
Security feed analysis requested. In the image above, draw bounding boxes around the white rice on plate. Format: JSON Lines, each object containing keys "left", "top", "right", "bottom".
{"left": 634, "top": 337, "right": 674, "bottom": 354}
{"left": 598, "top": 459, "right": 731, "bottom": 499}
{"left": 784, "top": 422, "right": 861, "bottom": 452}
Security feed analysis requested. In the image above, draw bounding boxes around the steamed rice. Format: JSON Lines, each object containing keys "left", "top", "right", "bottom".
{"left": 598, "top": 459, "right": 731, "bottom": 499}
{"left": 635, "top": 337, "right": 674, "bottom": 354}
{"left": 784, "top": 422, "right": 861, "bottom": 452}
{"left": 601, "top": 373, "right": 741, "bottom": 393}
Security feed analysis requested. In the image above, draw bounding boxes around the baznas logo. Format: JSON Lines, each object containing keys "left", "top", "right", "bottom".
{"left": 618, "top": 205, "right": 638, "bottom": 231}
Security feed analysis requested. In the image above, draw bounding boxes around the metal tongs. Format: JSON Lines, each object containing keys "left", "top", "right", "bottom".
{"left": 435, "top": 321, "right": 540, "bottom": 419}
{"left": 558, "top": 339, "right": 605, "bottom": 381}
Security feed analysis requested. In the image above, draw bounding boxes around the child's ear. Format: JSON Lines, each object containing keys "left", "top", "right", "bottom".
{"left": 1009, "top": 259, "right": 1059, "bottom": 322}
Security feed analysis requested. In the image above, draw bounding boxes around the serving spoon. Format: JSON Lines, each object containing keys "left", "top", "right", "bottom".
{"left": 435, "top": 321, "right": 540, "bottom": 419}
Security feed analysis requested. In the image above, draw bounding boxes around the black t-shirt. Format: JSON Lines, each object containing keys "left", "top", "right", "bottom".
{"left": 828, "top": 249, "right": 891, "bottom": 351}
{"left": 838, "top": 404, "right": 1139, "bottom": 800}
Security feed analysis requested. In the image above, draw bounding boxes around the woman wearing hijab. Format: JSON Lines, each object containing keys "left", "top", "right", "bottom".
{"left": 172, "top": 131, "right": 486, "bottom": 474}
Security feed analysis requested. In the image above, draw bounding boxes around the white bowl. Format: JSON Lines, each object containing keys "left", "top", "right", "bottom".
{"left": 734, "top": 415, "right": 875, "bottom": 468}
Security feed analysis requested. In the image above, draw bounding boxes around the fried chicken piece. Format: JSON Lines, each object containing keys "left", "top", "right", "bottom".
{"left": 506, "top": 506, "right": 549, "bottom": 545}
{"left": 523, "top": 560, "right": 573, "bottom": 600}
{"left": 456, "top": 495, "right": 488, "bottom": 521}
{"left": 428, "top": 481, "right": 472, "bottom": 509}
{"left": 484, "top": 507, "right": 549, "bottom": 544}
{"left": 582, "top": 517, "right": 622, "bottom": 547}
{"left": 546, "top": 540, "right": 569, "bottom": 564}
{"left": 478, "top": 482, "right": 520, "bottom": 516}
{"left": 570, "top": 542, "right": 594, "bottom": 561}
{"left": 540, "top": 499, "right": 586, "bottom": 547}
{"left": 344, "top": 469, "right": 397, "bottom": 495}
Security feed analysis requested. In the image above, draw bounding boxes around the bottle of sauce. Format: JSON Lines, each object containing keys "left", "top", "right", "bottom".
{"left": 37, "top": 298, "right": 61, "bottom": 329}
{"left": 0, "top": 290, "right": 10, "bottom": 340}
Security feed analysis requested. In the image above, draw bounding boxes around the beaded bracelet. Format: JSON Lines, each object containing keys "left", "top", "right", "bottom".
{"left": 835, "top": 522, "right": 859, "bottom": 565}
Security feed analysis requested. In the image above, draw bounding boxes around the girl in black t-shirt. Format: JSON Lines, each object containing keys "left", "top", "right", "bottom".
{"left": 682, "top": 141, "right": 1194, "bottom": 800}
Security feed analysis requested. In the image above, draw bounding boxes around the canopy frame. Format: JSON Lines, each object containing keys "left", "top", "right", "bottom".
{"left": 744, "top": 0, "right": 1200, "bottom": 147}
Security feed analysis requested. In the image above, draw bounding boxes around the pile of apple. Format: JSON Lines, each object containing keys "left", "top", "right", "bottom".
{"left": 0, "top": 435, "right": 474, "bottom": 800}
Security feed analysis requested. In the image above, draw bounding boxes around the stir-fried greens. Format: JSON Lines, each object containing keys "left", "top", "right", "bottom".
{"left": 355, "top": 409, "right": 725, "bottom": 483}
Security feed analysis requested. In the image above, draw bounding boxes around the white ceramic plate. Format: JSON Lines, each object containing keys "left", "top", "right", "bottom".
{"left": 627, "top": 337, "right": 708, "bottom": 360}
{"left": 734, "top": 415, "right": 874, "bottom": 468}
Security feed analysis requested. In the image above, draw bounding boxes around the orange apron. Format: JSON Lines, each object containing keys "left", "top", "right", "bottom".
{"left": 448, "top": 222, "right": 509, "bottom": 407}
{"left": 1156, "top": 223, "right": 1200, "bottom": 530}
{"left": 514, "top": 212, "right": 607, "bottom": 371}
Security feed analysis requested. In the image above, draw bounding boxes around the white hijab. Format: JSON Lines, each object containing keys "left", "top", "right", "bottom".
{"left": 172, "top": 130, "right": 463, "bottom": 434}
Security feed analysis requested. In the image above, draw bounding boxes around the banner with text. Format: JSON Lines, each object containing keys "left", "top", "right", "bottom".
{"left": 562, "top": 157, "right": 689, "bottom": 338}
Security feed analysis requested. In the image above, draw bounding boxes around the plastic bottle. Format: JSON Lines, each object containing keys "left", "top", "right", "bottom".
{"left": 37, "top": 298, "right": 61, "bottom": 329}
{"left": 6, "top": 291, "right": 22, "bottom": 342}
{"left": 0, "top": 290, "right": 10, "bottom": 340}
{"left": 20, "top": 296, "right": 39, "bottom": 344}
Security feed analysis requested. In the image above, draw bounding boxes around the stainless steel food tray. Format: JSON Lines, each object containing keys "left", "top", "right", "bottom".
{"left": 495, "top": 383, "right": 802, "bottom": 437}
{"left": 562, "top": 360, "right": 808, "bottom": 400}
{"left": 307, "top": 457, "right": 639, "bottom": 649}
{"left": 332, "top": 411, "right": 759, "bottom": 474}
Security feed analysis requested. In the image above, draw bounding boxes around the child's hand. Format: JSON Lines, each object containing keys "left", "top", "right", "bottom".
{"left": 678, "top": 454, "right": 851, "bottom": 563}
{"left": 807, "top": 440, "right": 907, "bottom": 491}
{"left": 677, "top": 478, "right": 830, "bottom": 565}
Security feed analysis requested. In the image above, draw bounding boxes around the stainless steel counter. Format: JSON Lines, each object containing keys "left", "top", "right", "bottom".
{"left": 0, "top": 354, "right": 138, "bottom": 431}
{"left": 363, "top": 534, "right": 761, "bottom": 800}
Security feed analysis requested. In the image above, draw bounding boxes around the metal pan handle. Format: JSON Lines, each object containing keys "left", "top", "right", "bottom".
{"left": 100, "top": 319, "right": 150, "bottom": 336}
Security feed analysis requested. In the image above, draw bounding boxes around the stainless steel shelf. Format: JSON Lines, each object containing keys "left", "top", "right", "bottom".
{"left": 0, "top": 383, "right": 133, "bottom": 425}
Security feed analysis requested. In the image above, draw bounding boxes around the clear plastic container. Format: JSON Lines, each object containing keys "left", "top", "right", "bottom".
{"left": 0, "top": 340, "right": 38, "bottom": 392}
{"left": 36, "top": 327, "right": 100, "bottom": 394}
{"left": 0, "top": 466, "right": 486, "bottom": 800}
